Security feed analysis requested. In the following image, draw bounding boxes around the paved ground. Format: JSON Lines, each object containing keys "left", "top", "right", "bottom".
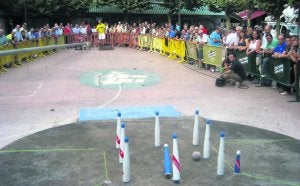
{"left": 0, "top": 47, "right": 299, "bottom": 149}
{"left": 1, "top": 118, "right": 299, "bottom": 186}
{"left": 0, "top": 47, "right": 300, "bottom": 185}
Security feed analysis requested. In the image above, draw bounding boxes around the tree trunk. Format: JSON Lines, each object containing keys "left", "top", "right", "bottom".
{"left": 124, "top": 10, "right": 128, "bottom": 23}
{"left": 226, "top": 16, "right": 230, "bottom": 30}
{"left": 167, "top": 14, "right": 171, "bottom": 23}
{"left": 247, "top": 10, "right": 252, "bottom": 27}
{"left": 275, "top": 15, "right": 280, "bottom": 37}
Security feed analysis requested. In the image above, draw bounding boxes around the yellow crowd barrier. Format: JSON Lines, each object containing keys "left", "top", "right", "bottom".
{"left": 0, "top": 36, "right": 64, "bottom": 72}
{"left": 137, "top": 35, "right": 186, "bottom": 63}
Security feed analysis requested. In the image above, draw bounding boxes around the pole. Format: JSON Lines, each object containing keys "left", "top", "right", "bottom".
{"left": 178, "top": 0, "right": 181, "bottom": 26}
{"left": 0, "top": 42, "right": 90, "bottom": 57}
{"left": 24, "top": 0, "right": 27, "bottom": 24}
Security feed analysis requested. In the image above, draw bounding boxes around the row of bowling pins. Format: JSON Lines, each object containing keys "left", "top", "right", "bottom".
{"left": 115, "top": 111, "right": 241, "bottom": 183}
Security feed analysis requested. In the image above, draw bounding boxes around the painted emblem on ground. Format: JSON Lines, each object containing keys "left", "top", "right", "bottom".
{"left": 80, "top": 69, "right": 161, "bottom": 89}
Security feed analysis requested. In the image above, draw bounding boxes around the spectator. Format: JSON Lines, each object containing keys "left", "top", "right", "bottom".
{"left": 289, "top": 36, "right": 299, "bottom": 88}
{"left": 180, "top": 29, "right": 190, "bottom": 41}
{"left": 208, "top": 26, "right": 222, "bottom": 46}
{"left": 116, "top": 21, "right": 122, "bottom": 33}
{"left": 0, "top": 29, "right": 8, "bottom": 45}
{"left": 72, "top": 24, "right": 81, "bottom": 34}
{"left": 235, "top": 29, "right": 249, "bottom": 52}
{"left": 168, "top": 27, "right": 176, "bottom": 38}
{"left": 85, "top": 20, "right": 92, "bottom": 36}
{"left": 175, "top": 23, "right": 181, "bottom": 32}
{"left": 21, "top": 30, "right": 27, "bottom": 41}
{"left": 222, "top": 53, "right": 246, "bottom": 87}
{"left": 20, "top": 23, "right": 27, "bottom": 33}
{"left": 261, "top": 25, "right": 275, "bottom": 49}
{"left": 26, "top": 28, "right": 35, "bottom": 41}
{"left": 260, "top": 33, "right": 278, "bottom": 86}
{"left": 246, "top": 30, "right": 262, "bottom": 83}
{"left": 44, "top": 24, "right": 51, "bottom": 37}
{"left": 96, "top": 20, "right": 106, "bottom": 46}
{"left": 80, "top": 22, "right": 87, "bottom": 35}
{"left": 278, "top": 35, "right": 293, "bottom": 95}
{"left": 200, "top": 24, "right": 208, "bottom": 35}
{"left": 13, "top": 25, "right": 23, "bottom": 42}
{"left": 272, "top": 34, "right": 286, "bottom": 58}
{"left": 92, "top": 26, "right": 97, "bottom": 33}
{"left": 246, "top": 27, "right": 253, "bottom": 40}
{"left": 58, "top": 23, "right": 64, "bottom": 36}
{"left": 225, "top": 27, "right": 237, "bottom": 49}
{"left": 32, "top": 29, "right": 39, "bottom": 40}
{"left": 38, "top": 28, "right": 45, "bottom": 39}
{"left": 196, "top": 29, "right": 208, "bottom": 68}
{"left": 52, "top": 23, "right": 60, "bottom": 45}
{"left": 63, "top": 23, "right": 72, "bottom": 44}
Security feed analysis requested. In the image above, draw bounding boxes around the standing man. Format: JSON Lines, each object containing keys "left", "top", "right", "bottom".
{"left": 96, "top": 20, "right": 106, "bottom": 46}
{"left": 63, "top": 23, "right": 72, "bottom": 44}
{"left": 208, "top": 26, "right": 222, "bottom": 46}
{"left": 0, "top": 29, "right": 8, "bottom": 45}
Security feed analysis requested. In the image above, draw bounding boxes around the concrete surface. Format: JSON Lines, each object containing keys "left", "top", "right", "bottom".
{"left": 0, "top": 47, "right": 299, "bottom": 150}
{"left": 0, "top": 118, "right": 299, "bottom": 185}
{"left": 0, "top": 46, "right": 300, "bottom": 185}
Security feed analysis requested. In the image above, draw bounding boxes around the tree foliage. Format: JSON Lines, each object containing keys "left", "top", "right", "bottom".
{"left": 161, "top": 0, "right": 205, "bottom": 15}
{"left": 254, "top": 0, "right": 293, "bottom": 19}
{"left": 254, "top": 0, "right": 295, "bottom": 34}
{"left": 205, "top": 0, "right": 246, "bottom": 28}
{"left": 2, "top": 0, "right": 91, "bottom": 17}
{"left": 205, "top": 0, "right": 246, "bottom": 15}
{"left": 95, "top": 0, "right": 151, "bottom": 13}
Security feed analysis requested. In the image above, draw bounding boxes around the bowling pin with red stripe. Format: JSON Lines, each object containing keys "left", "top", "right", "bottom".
{"left": 116, "top": 112, "right": 121, "bottom": 148}
{"left": 172, "top": 133, "right": 180, "bottom": 183}
{"left": 119, "top": 122, "right": 125, "bottom": 164}
{"left": 234, "top": 150, "right": 241, "bottom": 174}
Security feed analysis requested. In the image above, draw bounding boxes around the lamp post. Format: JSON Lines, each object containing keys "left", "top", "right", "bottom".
{"left": 178, "top": 0, "right": 181, "bottom": 26}
{"left": 24, "top": 0, "right": 27, "bottom": 24}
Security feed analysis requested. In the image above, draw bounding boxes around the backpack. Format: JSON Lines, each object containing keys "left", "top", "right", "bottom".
{"left": 215, "top": 77, "right": 225, "bottom": 87}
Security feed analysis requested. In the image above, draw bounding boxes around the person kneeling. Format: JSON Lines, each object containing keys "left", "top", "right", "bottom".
{"left": 222, "top": 53, "right": 246, "bottom": 87}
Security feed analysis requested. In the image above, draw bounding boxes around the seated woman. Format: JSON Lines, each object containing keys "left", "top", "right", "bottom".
{"left": 222, "top": 53, "right": 246, "bottom": 87}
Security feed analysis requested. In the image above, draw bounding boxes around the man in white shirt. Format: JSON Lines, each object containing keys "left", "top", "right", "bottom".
{"left": 225, "top": 27, "right": 238, "bottom": 48}
{"left": 261, "top": 25, "right": 273, "bottom": 49}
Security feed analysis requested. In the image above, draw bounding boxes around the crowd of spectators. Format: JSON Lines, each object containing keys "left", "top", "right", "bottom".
{"left": 0, "top": 21, "right": 299, "bottom": 94}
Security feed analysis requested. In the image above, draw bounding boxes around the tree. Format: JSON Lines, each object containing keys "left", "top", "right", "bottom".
{"left": 161, "top": 0, "right": 205, "bottom": 24}
{"left": 205, "top": 0, "right": 247, "bottom": 29}
{"left": 2, "top": 0, "right": 91, "bottom": 17}
{"left": 254, "top": 0, "right": 295, "bottom": 35}
{"left": 95, "top": 0, "right": 151, "bottom": 22}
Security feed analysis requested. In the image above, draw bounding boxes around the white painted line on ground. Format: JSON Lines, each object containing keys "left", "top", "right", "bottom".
{"left": 98, "top": 83, "right": 122, "bottom": 108}
{"left": 0, "top": 67, "right": 123, "bottom": 146}
{"left": 0, "top": 82, "right": 43, "bottom": 99}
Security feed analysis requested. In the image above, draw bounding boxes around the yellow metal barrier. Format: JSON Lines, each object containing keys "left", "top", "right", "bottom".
{"left": 0, "top": 36, "right": 64, "bottom": 72}
{"left": 174, "top": 39, "right": 186, "bottom": 63}
{"left": 167, "top": 39, "right": 186, "bottom": 63}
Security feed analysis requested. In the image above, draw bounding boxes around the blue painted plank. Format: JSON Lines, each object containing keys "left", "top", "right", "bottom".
{"left": 79, "top": 105, "right": 181, "bottom": 121}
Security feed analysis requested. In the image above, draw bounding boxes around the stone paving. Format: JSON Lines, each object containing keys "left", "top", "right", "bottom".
{"left": 0, "top": 47, "right": 299, "bottom": 149}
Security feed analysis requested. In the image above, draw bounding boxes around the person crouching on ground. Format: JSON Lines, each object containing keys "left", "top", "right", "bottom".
{"left": 222, "top": 53, "right": 246, "bottom": 87}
